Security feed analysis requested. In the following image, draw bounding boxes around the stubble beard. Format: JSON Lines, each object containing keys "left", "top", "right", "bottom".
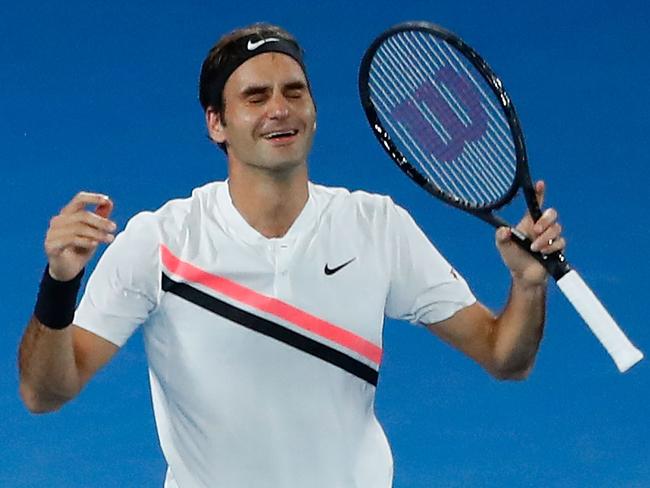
{"left": 240, "top": 131, "right": 314, "bottom": 177}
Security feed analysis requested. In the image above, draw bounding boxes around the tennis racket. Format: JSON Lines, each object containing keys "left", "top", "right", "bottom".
{"left": 358, "top": 21, "right": 643, "bottom": 373}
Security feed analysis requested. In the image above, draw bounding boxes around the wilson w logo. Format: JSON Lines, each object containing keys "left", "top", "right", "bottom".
{"left": 391, "top": 66, "right": 487, "bottom": 162}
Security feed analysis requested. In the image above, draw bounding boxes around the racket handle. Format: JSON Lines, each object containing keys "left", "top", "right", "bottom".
{"left": 504, "top": 226, "right": 643, "bottom": 372}
{"left": 556, "top": 270, "right": 643, "bottom": 373}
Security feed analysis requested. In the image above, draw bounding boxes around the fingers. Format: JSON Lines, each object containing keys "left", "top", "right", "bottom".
{"left": 47, "top": 217, "right": 115, "bottom": 246}
{"left": 52, "top": 210, "right": 116, "bottom": 236}
{"left": 46, "top": 223, "right": 114, "bottom": 255}
{"left": 514, "top": 182, "right": 566, "bottom": 254}
{"left": 95, "top": 198, "right": 114, "bottom": 219}
{"left": 46, "top": 238, "right": 98, "bottom": 257}
{"left": 532, "top": 207, "right": 557, "bottom": 235}
{"left": 530, "top": 226, "right": 565, "bottom": 254}
{"left": 529, "top": 208, "right": 565, "bottom": 254}
{"left": 495, "top": 226, "right": 512, "bottom": 245}
{"left": 506, "top": 198, "right": 567, "bottom": 256}
{"left": 534, "top": 180, "right": 545, "bottom": 208}
{"left": 516, "top": 180, "right": 546, "bottom": 230}
{"left": 61, "top": 191, "right": 113, "bottom": 216}
{"left": 75, "top": 209, "right": 117, "bottom": 233}
{"left": 45, "top": 193, "right": 117, "bottom": 257}
{"left": 59, "top": 192, "right": 116, "bottom": 232}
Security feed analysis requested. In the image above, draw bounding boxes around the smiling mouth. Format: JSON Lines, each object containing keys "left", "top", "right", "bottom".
{"left": 262, "top": 129, "right": 299, "bottom": 141}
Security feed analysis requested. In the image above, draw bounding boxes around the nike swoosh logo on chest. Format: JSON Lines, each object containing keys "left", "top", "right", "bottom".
{"left": 324, "top": 258, "right": 356, "bottom": 276}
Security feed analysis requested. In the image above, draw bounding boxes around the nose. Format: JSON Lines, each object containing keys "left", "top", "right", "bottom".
{"left": 267, "top": 91, "right": 290, "bottom": 120}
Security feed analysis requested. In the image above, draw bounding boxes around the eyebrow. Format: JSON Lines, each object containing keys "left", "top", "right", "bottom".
{"left": 239, "top": 80, "right": 308, "bottom": 97}
{"left": 284, "top": 80, "right": 308, "bottom": 91}
{"left": 240, "top": 84, "right": 270, "bottom": 97}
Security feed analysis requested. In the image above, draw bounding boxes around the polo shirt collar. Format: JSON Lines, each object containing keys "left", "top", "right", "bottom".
{"left": 216, "top": 181, "right": 317, "bottom": 245}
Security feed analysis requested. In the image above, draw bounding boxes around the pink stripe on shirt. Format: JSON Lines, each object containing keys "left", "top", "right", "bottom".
{"left": 160, "top": 244, "right": 382, "bottom": 365}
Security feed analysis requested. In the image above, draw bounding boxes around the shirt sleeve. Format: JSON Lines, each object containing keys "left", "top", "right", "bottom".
{"left": 73, "top": 212, "right": 161, "bottom": 347}
{"left": 384, "top": 201, "right": 476, "bottom": 325}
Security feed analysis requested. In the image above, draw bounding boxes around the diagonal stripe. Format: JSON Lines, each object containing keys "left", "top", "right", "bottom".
{"left": 161, "top": 273, "right": 379, "bottom": 386}
{"left": 160, "top": 244, "right": 383, "bottom": 365}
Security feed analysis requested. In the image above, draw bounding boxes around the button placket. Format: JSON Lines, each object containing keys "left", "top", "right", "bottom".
{"left": 273, "top": 241, "right": 293, "bottom": 298}
{"left": 277, "top": 243, "right": 290, "bottom": 275}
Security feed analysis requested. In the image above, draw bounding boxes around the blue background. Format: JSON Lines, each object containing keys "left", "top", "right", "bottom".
{"left": 2, "top": 1, "right": 648, "bottom": 486}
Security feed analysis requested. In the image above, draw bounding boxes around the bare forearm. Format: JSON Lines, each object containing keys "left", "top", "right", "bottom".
{"left": 491, "top": 278, "right": 547, "bottom": 378}
{"left": 18, "top": 316, "right": 81, "bottom": 413}
{"left": 20, "top": 192, "right": 118, "bottom": 412}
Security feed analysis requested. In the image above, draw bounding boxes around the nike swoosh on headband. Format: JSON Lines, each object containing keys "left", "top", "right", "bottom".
{"left": 247, "top": 37, "right": 280, "bottom": 51}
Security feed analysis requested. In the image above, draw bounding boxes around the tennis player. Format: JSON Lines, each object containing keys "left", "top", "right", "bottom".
{"left": 19, "top": 23, "right": 565, "bottom": 488}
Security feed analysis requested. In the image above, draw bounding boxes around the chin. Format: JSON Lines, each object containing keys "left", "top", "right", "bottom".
{"left": 231, "top": 140, "right": 312, "bottom": 174}
{"left": 260, "top": 149, "right": 308, "bottom": 171}
{"left": 265, "top": 158, "right": 306, "bottom": 174}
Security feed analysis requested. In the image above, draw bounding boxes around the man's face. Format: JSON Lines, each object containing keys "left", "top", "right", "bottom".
{"left": 208, "top": 52, "right": 316, "bottom": 173}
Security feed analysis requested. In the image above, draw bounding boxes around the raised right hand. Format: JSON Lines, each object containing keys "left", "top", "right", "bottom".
{"left": 44, "top": 192, "right": 116, "bottom": 281}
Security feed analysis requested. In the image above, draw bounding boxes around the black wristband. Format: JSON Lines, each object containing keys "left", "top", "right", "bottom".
{"left": 34, "top": 265, "right": 85, "bottom": 330}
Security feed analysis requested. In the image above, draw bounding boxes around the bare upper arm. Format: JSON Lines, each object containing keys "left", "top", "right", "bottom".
{"left": 425, "top": 302, "right": 499, "bottom": 373}
{"left": 71, "top": 325, "right": 120, "bottom": 387}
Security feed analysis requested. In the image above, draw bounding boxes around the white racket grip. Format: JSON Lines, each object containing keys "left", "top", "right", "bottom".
{"left": 556, "top": 270, "right": 643, "bottom": 372}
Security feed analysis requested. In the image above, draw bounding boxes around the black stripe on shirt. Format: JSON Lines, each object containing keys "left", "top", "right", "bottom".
{"left": 161, "top": 273, "right": 379, "bottom": 386}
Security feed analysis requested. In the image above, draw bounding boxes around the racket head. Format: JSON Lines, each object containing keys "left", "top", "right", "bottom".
{"left": 359, "top": 21, "right": 540, "bottom": 220}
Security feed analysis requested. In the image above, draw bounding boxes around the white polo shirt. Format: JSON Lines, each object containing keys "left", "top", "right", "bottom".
{"left": 74, "top": 181, "right": 475, "bottom": 488}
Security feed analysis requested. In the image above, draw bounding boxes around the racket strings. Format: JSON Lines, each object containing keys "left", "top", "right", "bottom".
{"left": 381, "top": 32, "right": 516, "bottom": 186}
{"left": 367, "top": 30, "right": 517, "bottom": 208}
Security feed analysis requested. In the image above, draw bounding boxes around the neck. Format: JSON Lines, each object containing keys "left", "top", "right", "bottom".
{"left": 227, "top": 162, "right": 309, "bottom": 239}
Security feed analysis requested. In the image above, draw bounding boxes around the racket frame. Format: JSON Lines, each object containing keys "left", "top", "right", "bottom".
{"left": 358, "top": 21, "right": 569, "bottom": 279}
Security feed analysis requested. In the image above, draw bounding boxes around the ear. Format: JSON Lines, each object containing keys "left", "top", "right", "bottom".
{"left": 206, "top": 107, "right": 227, "bottom": 144}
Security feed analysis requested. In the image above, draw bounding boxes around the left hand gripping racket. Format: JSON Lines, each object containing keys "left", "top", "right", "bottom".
{"left": 358, "top": 21, "right": 643, "bottom": 372}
